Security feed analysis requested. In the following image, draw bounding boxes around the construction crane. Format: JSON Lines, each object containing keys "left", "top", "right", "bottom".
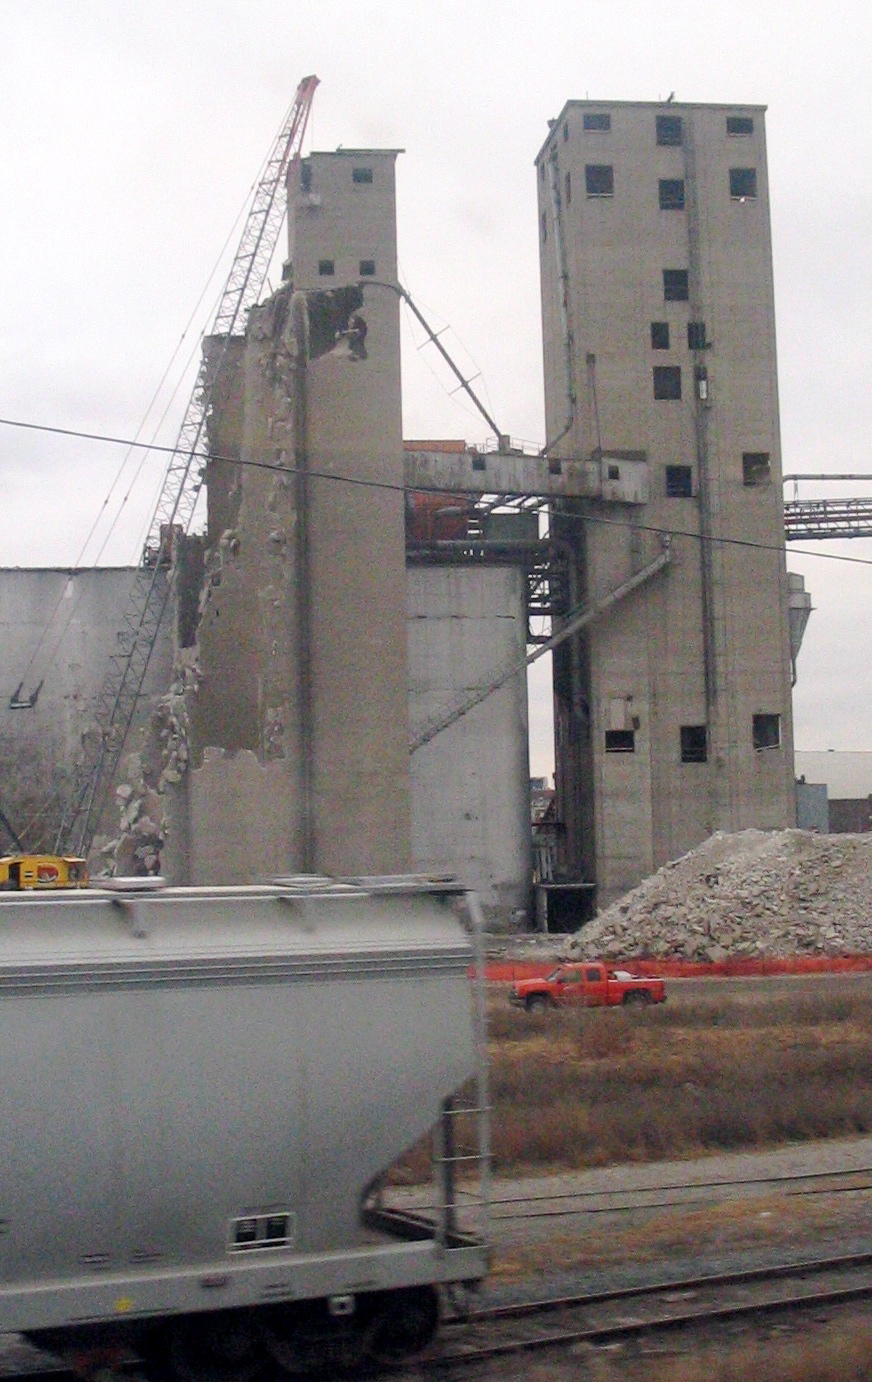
{"left": 54, "top": 75, "right": 319, "bottom": 859}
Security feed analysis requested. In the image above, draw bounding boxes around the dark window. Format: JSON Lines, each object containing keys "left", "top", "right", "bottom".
{"left": 300, "top": 161, "right": 312, "bottom": 192}
{"left": 656, "top": 114, "right": 683, "bottom": 146}
{"left": 743, "top": 452, "right": 771, "bottom": 486}
{"left": 687, "top": 321, "right": 707, "bottom": 350}
{"left": 585, "top": 164, "right": 614, "bottom": 196}
{"left": 753, "top": 713, "right": 781, "bottom": 750}
{"left": 317, "top": 259, "right": 335, "bottom": 276}
{"left": 359, "top": 259, "right": 376, "bottom": 276}
{"left": 585, "top": 967, "right": 601, "bottom": 982}
{"left": 565, "top": 170, "right": 571, "bottom": 205}
{"left": 605, "top": 729, "right": 635, "bottom": 752}
{"left": 539, "top": 160, "right": 545, "bottom": 182}
{"left": 651, "top": 321, "right": 670, "bottom": 350}
{"left": 352, "top": 166, "right": 373, "bottom": 184}
{"left": 665, "top": 464, "right": 693, "bottom": 497}
{"left": 583, "top": 112, "right": 611, "bottom": 131}
{"left": 563, "top": 121, "right": 569, "bottom": 141}
{"left": 663, "top": 268, "right": 689, "bottom": 301}
{"left": 541, "top": 210, "right": 547, "bottom": 243}
{"left": 659, "top": 178, "right": 685, "bottom": 210}
{"left": 727, "top": 115, "right": 754, "bottom": 136}
{"left": 607, "top": 463, "right": 620, "bottom": 480}
{"left": 729, "top": 167, "right": 758, "bottom": 199}
{"left": 653, "top": 365, "right": 682, "bottom": 400}
{"left": 681, "top": 725, "right": 708, "bottom": 763}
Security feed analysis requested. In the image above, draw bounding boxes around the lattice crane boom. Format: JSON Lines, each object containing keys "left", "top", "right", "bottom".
{"left": 55, "top": 76, "right": 318, "bottom": 858}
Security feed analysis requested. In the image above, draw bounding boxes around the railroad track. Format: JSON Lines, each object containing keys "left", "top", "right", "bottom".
{"left": 4, "top": 1250, "right": 872, "bottom": 1380}
{"left": 488, "top": 1162, "right": 872, "bottom": 1227}
{"left": 423, "top": 1250, "right": 872, "bottom": 1372}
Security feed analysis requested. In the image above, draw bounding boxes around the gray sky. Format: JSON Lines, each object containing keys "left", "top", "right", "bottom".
{"left": 1, "top": 0, "right": 870, "bottom": 777}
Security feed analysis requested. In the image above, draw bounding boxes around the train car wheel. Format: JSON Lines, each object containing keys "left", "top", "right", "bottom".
{"left": 263, "top": 1301, "right": 371, "bottom": 1374}
{"left": 164, "top": 1311, "right": 261, "bottom": 1382}
{"left": 366, "top": 1285, "right": 439, "bottom": 1364}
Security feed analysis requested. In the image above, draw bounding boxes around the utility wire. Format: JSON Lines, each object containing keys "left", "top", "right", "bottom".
{"left": 2, "top": 413, "right": 872, "bottom": 570}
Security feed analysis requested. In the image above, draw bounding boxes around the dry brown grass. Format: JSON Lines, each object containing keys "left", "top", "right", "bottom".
{"left": 487, "top": 986, "right": 872, "bottom": 1172}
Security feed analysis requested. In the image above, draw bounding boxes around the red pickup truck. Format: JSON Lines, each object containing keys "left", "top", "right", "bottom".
{"left": 509, "top": 962, "right": 665, "bottom": 1012}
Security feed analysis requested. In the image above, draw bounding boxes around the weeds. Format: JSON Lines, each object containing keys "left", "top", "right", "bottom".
{"left": 487, "top": 986, "right": 872, "bottom": 1170}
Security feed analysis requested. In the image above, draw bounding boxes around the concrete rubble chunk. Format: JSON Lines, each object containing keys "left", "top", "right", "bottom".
{"left": 568, "top": 829, "right": 872, "bottom": 960}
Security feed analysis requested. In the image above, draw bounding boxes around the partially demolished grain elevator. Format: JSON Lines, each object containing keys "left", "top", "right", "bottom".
{"left": 0, "top": 95, "right": 808, "bottom": 925}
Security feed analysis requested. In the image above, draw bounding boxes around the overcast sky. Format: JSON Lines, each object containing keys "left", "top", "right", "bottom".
{"left": 1, "top": 0, "right": 870, "bottom": 778}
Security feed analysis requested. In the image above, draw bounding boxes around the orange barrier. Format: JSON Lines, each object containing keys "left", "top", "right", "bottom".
{"left": 483, "top": 954, "right": 872, "bottom": 983}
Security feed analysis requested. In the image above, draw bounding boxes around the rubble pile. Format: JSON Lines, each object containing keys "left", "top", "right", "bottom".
{"left": 569, "top": 830, "right": 872, "bottom": 961}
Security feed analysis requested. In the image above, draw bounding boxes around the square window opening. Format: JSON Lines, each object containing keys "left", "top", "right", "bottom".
{"left": 680, "top": 725, "right": 708, "bottom": 763}
{"left": 583, "top": 112, "right": 611, "bottom": 131}
{"left": 656, "top": 114, "right": 683, "bottom": 146}
{"left": 317, "top": 259, "right": 335, "bottom": 277}
{"left": 607, "top": 463, "right": 620, "bottom": 480}
{"left": 753, "top": 713, "right": 781, "bottom": 751}
{"left": 727, "top": 115, "right": 754, "bottom": 136}
{"left": 743, "top": 452, "right": 771, "bottom": 486}
{"left": 585, "top": 164, "right": 614, "bottom": 197}
{"left": 665, "top": 464, "right": 693, "bottom": 498}
{"left": 729, "top": 167, "right": 758, "bottom": 199}
{"left": 659, "top": 178, "right": 685, "bottom": 210}
{"left": 352, "top": 166, "right": 373, "bottom": 184}
{"left": 663, "top": 268, "right": 689, "bottom": 302}
{"left": 653, "top": 365, "right": 682, "bottom": 400}
{"left": 651, "top": 321, "right": 670, "bottom": 350}
{"left": 359, "top": 259, "right": 376, "bottom": 276}
{"left": 605, "top": 729, "right": 635, "bottom": 753}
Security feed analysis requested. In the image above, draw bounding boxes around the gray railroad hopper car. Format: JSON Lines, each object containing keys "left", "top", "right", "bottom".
{"left": 0, "top": 875, "right": 490, "bottom": 1373}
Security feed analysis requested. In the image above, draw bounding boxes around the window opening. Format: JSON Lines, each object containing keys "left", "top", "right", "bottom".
{"left": 565, "top": 170, "right": 571, "bottom": 205}
{"left": 651, "top": 321, "right": 670, "bottom": 350}
{"left": 727, "top": 115, "right": 754, "bottom": 136}
{"left": 729, "top": 167, "right": 757, "bottom": 199}
{"left": 541, "top": 210, "right": 547, "bottom": 243}
{"left": 659, "top": 178, "right": 685, "bottom": 210}
{"left": 607, "top": 464, "right": 620, "bottom": 480}
{"left": 753, "top": 713, "right": 781, "bottom": 751}
{"left": 680, "top": 725, "right": 708, "bottom": 763}
{"left": 563, "top": 121, "right": 569, "bottom": 141}
{"left": 585, "top": 164, "right": 614, "bottom": 196}
{"left": 359, "top": 259, "right": 376, "bottom": 276}
{"left": 663, "top": 268, "right": 689, "bottom": 301}
{"left": 743, "top": 452, "right": 771, "bottom": 486}
{"left": 653, "top": 365, "right": 682, "bottom": 400}
{"left": 665, "top": 465, "right": 693, "bottom": 498}
{"left": 656, "top": 114, "right": 683, "bottom": 146}
{"left": 687, "top": 321, "right": 707, "bottom": 350}
{"left": 352, "top": 166, "right": 373, "bottom": 184}
{"left": 585, "top": 968, "right": 601, "bottom": 983}
{"left": 583, "top": 112, "right": 611, "bottom": 131}
{"left": 605, "top": 729, "right": 635, "bottom": 753}
{"left": 317, "top": 259, "right": 335, "bottom": 277}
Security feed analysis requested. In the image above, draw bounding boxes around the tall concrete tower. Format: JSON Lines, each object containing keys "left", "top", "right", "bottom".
{"left": 536, "top": 101, "right": 796, "bottom": 907}
{"left": 188, "top": 148, "right": 411, "bottom": 880}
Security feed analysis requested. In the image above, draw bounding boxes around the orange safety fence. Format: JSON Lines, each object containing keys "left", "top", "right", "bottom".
{"left": 481, "top": 954, "right": 872, "bottom": 982}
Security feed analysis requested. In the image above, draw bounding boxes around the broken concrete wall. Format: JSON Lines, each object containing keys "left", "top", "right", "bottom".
{"left": 188, "top": 291, "right": 304, "bottom": 880}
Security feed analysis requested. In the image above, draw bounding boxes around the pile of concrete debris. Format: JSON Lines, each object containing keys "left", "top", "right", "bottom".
{"left": 569, "top": 830, "right": 872, "bottom": 961}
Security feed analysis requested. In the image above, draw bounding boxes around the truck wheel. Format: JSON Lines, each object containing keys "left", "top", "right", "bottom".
{"left": 526, "top": 995, "right": 548, "bottom": 1013}
{"left": 623, "top": 990, "right": 651, "bottom": 1006}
